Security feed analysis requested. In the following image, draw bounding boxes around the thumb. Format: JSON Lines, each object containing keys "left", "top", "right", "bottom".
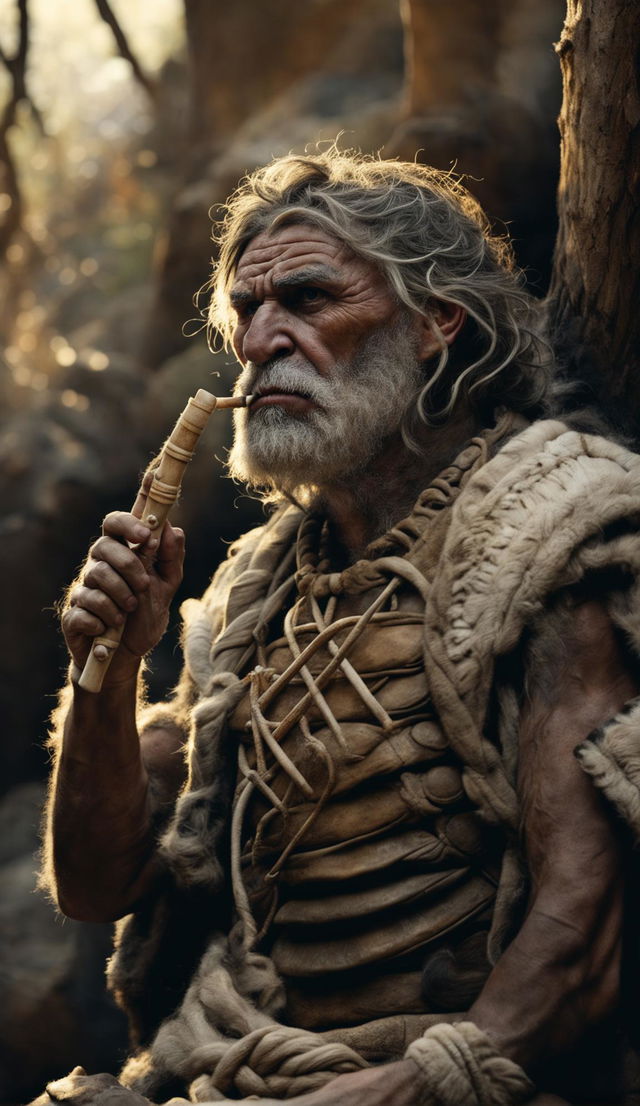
{"left": 155, "top": 523, "right": 185, "bottom": 586}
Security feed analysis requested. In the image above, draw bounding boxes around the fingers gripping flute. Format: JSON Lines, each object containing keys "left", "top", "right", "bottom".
{"left": 78, "top": 389, "right": 253, "bottom": 693}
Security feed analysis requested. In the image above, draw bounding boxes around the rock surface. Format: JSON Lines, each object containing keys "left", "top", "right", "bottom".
{"left": 0, "top": 786, "right": 128, "bottom": 1104}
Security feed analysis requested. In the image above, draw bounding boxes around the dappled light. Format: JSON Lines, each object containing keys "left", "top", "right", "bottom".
{"left": 1, "top": 0, "right": 183, "bottom": 414}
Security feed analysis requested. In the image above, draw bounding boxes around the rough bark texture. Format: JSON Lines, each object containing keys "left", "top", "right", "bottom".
{"left": 549, "top": 1, "right": 640, "bottom": 420}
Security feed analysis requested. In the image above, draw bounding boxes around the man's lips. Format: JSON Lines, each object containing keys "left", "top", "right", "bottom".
{"left": 250, "top": 389, "right": 317, "bottom": 413}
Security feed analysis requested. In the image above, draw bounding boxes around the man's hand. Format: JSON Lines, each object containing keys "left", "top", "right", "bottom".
{"left": 47, "top": 477, "right": 186, "bottom": 922}
{"left": 30, "top": 1068, "right": 155, "bottom": 1106}
{"left": 63, "top": 495, "right": 185, "bottom": 684}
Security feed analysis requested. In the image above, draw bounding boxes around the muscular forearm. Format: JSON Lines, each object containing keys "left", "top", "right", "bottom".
{"left": 467, "top": 598, "right": 632, "bottom": 1075}
{"left": 50, "top": 497, "right": 187, "bottom": 920}
{"left": 46, "top": 669, "right": 161, "bottom": 922}
{"left": 468, "top": 868, "right": 622, "bottom": 1073}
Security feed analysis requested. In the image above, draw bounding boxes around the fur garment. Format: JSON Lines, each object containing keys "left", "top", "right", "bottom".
{"left": 107, "top": 419, "right": 640, "bottom": 1102}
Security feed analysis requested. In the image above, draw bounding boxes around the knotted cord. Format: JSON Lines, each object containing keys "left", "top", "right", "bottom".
{"left": 229, "top": 427, "right": 497, "bottom": 951}
{"left": 136, "top": 422, "right": 519, "bottom": 1102}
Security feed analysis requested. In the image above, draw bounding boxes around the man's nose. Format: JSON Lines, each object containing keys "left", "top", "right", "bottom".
{"left": 240, "top": 303, "right": 295, "bottom": 365}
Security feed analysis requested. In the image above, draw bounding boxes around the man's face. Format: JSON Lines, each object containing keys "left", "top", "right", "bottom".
{"left": 227, "top": 222, "right": 423, "bottom": 493}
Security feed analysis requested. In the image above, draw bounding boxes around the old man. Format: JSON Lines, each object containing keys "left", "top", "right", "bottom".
{"left": 44, "top": 151, "right": 640, "bottom": 1106}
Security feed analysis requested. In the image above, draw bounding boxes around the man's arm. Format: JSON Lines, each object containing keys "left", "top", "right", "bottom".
{"left": 43, "top": 504, "right": 186, "bottom": 923}
{"left": 467, "top": 596, "right": 634, "bottom": 1069}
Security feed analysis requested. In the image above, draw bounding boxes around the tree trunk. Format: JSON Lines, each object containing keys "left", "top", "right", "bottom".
{"left": 549, "top": 0, "right": 640, "bottom": 420}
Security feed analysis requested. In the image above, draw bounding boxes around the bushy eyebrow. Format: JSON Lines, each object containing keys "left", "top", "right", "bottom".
{"left": 230, "top": 264, "right": 340, "bottom": 307}
{"left": 229, "top": 287, "right": 255, "bottom": 308}
{"left": 273, "top": 264, "right": 340, "bottom": 289}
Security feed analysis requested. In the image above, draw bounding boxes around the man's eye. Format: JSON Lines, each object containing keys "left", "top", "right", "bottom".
{"left": 236, "top": 301, "right": 259, "bottom": 320}
{"left": 296, "top": 287, "right": 327, "bottom": 307}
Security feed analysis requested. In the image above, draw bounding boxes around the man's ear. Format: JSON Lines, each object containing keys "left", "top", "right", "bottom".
{"left": 418, "top": 301, "right": 466, "bottom": 360}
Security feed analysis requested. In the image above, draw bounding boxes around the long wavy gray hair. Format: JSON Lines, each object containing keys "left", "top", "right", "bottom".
{"left": 208, "top": 148, "right": 551, "bottom": 432}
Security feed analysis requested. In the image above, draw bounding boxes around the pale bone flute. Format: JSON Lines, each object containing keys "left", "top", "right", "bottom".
{"left": 78, "top": 388, "right": 253, "bottom": 693}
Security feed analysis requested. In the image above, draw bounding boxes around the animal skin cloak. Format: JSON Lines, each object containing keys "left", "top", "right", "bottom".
{"left": 102, "top": 417, "right": 640, "bottom": 1104}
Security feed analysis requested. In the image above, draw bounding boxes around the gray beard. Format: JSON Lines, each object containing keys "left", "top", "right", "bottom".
{"left": 228, "top": 317, "right": 423, "bottom": 499}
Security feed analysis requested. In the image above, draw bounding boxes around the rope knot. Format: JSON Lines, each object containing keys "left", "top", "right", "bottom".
{"left": 248, "top": 665, "right": 277, "bottom": 697}
{"left": 192, "top": 1024, "right": 368, "bottom": 1101}
{"left": 405, "top": 1022, "right": 535, "bottom": 1106}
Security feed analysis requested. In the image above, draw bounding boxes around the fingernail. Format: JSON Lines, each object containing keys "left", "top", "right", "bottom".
{"left": 126, "top": 596, "right": 137, "bottom": 611}
{"left": 116, "top": 612, "right": 125, "bottom": 624}
{"left": 134, "top": 525, "right": 149, "bottom": 541}
{"left": 148, "top": 537, "right": 159, "bottom": 550}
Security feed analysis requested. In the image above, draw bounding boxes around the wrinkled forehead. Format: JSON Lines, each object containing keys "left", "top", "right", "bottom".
{"left": 231, "top": 222, "right": 366, "bottom": 292}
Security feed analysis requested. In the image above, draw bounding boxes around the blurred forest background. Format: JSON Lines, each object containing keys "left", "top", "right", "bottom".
{"left": 0, "top": 0, "right": 637, "bottom": 1101}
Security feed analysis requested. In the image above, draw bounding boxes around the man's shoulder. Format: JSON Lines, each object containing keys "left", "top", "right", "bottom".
{"left": 463, "top": 417, "right": 640, "bottom": 519}
{"left": 429, "top": 418, "right": 640, "bottom": 685}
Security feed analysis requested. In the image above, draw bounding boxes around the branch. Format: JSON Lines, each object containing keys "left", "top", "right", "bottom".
{"left": 0, "top": 42, "right": 12, "bottom": 73}
{"left": 14, "top": 0, "right": 28, "bottom": 101}
{"left": 93, "top": 0, "right": 157, "bottom": 102}
{"left": 0, "top": 0, "right": 44, "bottom": 134}
{"left": 0, "top": 0, "right": 29, "bottom": 252}
{"left": 1, "top": 0, "right": 26, "bottom": 132}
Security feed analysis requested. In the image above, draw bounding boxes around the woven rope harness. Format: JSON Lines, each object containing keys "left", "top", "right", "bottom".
{"left": 228, "top": 434, "right": 495, "bottom": 959}
{"left": 122, "top": 417, "right": 575, "bottom": 1103}
{"left": 146, "top": 433, "right": 534, "bottom": 1102}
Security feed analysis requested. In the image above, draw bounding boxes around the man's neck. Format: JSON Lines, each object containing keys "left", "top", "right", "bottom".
{"left": 317, "top": 405, "right": 483, "bottom": 561}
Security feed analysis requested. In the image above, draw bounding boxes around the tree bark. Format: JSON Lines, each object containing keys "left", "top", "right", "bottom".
{"left": 549, "top": 1, "right": 640, "bottom": 419}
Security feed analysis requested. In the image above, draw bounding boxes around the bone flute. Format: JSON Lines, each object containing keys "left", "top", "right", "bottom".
{"left": 78, "top": 389, "right": 253, "bottom": 693}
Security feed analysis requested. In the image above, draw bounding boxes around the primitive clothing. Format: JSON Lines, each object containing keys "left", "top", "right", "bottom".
{"left": 109, "top": 416, "right": 640, "bottom": 1103}
{"left": 226, "top": 508, "right": 502, "bottom": 1034}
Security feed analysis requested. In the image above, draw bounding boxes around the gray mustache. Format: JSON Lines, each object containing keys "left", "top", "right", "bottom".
{"left": 242, "top": 361, "right": 336, "bottom": 407}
